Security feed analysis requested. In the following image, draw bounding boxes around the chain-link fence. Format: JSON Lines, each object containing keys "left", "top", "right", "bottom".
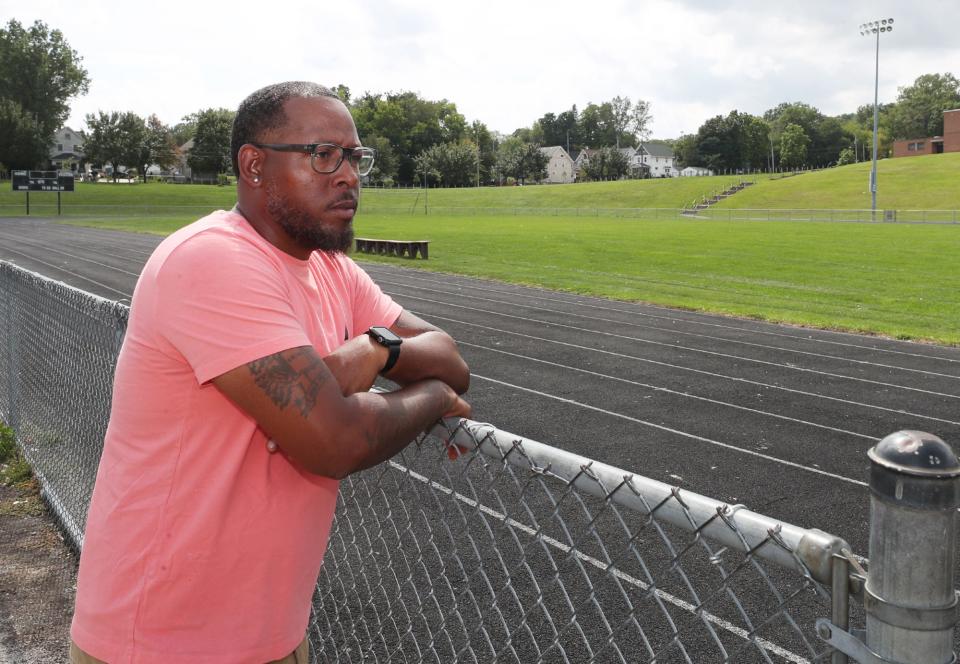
{"left": 1, "top": 260, "right": 956, "bottom": 663}
{"left": 315, "top": 417, "right": 850, "bottom": 663}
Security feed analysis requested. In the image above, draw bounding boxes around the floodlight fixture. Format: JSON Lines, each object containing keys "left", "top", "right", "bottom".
{"left": 858, "top": 16, "right": 895, "bottom": 218}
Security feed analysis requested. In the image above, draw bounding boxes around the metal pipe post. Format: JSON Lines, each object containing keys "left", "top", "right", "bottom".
{"left": 871, "top": 29, "right": 879, "bottom": 220}
{"left": 866, "top": 430, "right": 960, "bottom": 663}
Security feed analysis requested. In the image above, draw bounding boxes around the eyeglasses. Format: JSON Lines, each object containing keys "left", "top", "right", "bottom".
{"left": 250, "top": 142, "right": 376, "bottom": 176}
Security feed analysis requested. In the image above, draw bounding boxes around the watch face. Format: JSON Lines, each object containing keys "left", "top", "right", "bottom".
{"left": 369, "top": 326, "right": 402, "bottom": 345}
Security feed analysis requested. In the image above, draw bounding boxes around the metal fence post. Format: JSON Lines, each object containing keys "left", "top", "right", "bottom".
{"left": 866, "top": 430, "right": 960, "bottom": 663}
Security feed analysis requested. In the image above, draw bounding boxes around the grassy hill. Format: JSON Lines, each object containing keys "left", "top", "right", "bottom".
{"left": 359, "top": 175, "right": 749, "bottom": 212}
{"left": 716, "top": 152, "right": 960, "bottom": 210}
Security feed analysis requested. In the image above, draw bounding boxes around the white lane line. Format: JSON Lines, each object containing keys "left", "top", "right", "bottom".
{"left": 457, "top": 341, "right": 877, "bottom": 441}
{"left": 0, "top": 249, "right": 131, "bottom": 299}
{"left": 390, "top": 292, "right": 960, "bottom": 401}
{"left": 0, "top": 232, "right": 142, "bottom": 277}
{"left": 377, "top": 277, "right": 960, "bottom": 381}
{"left": 389, "top": 460, "right": 812, "bottom": 664}
{"left": 418, "top": 311, "right": 960, "bottom": 427}
{"left": 368, "top": 267, "right": 960, "bottom": 365}
{"left": 15, "top": 224, "right": 159, "bottom": 259}
{"left": 471, "top": 373, "right": 867, "bottom": 488}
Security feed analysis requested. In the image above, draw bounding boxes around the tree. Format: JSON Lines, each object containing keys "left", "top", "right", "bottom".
{"left": 849, "top": 103, "right": 896, "bottom": 158}
{"left": 836, "top": 147, "right": 856, "bottom": 166}
{"left": 887, "top": 72, "right": 960, "bottom": 139}
{"left": 351, "top": 91, "right": 467, "bottom": 184}
{"left": 0, "top": 98, "right": 44, "bottom": 169}
{"left": 83, "top": 111, "right": 146, "bottom": 179}
{"left": 0, "top": 19, "right": 89, "bottom": 169}
{"left": 495, "top": 138, "right": 548, "bottom": 184}
{"left": 511, "top": 124, "right": 544, "bottom": 144}
{"left": 578, "top": 102, "right": 613, "bottom": 148}
{"left": 414, "top": 141, "right": 479, "bottom": 188}
{"left": 361, "top": 134, "right": 398, "bottom": 184}
{"left": 779, "top": 123, "right": 810, "bottom": 170}
{"left": 687, "top": 110, "right": 768, "bottom": 172}
{"left": 610, "top": 96, "right": 632, "bottom": 149}
{"left": 581, "top": 147, "right": 630, "bottom": 181}
{"left": 671, "top": 133, "right": 699, "bottom": 169}
{"left": 333, "top": 83, "right": 351, "bottom": 105}
{"left": 629, "top": 100, "right": 653, "bottom": 147}
{"left": 137, "top": 115, "right": 178, "bottom": 182}
{"left": 171, "top": 114, "right": 198, "bottom": 147}
{"left": 764, "top": 102, "right": 850, "bottom": 167}
{"left": 471, "top": 120, "right": 496, "bottom": 185}
{"left": 187, "top": 108, "right": 235, "bottom": 177}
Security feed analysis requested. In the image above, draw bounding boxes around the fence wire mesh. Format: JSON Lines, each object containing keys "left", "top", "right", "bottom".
{"left": 1, "top": 260, "right": 845, "bottom": 663}
{"left": 313, "top": 419, "right": 841, "bottom": 663}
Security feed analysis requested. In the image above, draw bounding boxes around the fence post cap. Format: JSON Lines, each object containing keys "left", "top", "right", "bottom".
{"left": 868, "top": 430, "right": 960, "bottom": 479}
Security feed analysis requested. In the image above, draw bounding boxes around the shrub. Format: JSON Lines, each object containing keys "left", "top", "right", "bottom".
{"left": 0, "top": 422, "right": 31, "bottom": 486}
{"left": 0, "top": 422, "right": 14, "bottom": 462}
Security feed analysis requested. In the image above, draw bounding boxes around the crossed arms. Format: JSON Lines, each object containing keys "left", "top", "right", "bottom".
{"left": 213, "top": 310, "right": 470, "bottom": 479}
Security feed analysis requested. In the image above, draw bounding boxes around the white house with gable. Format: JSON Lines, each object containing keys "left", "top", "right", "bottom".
{"left": 538, "top": 146, "right": 576, "bottom": 183}
{"left": 637, "top": 142, "right": 676, "bottom": 177}
{"left": 49, "top": 126, "right": 85, "bottom": 173}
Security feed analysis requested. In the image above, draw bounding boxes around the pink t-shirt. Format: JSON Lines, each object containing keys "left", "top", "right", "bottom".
{"left": 71, "top": 209, "right": 401, "bottom": 663}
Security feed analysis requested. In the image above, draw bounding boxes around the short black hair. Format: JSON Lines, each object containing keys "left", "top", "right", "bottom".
{"left": 231, "top": 81, "right": 339, "bottom": 176}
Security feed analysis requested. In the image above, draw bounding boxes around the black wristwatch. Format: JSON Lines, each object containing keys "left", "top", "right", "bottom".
{"left": 366, "top": 326, "right": 402, "bottom": 373}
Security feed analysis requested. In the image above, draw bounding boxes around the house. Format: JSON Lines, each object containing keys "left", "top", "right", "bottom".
{"left": 892, "top": 109, "right": 960, "bottom": 157}
{"left": 680, "top": 166, "right": 714, "bottom": 177}
{"left": 573, "top": 147, "right": 595, "bottom": 174}
{"left": 637, "top": 142, "right": 676, "bottom": 177}
{"left": 49, "top": 127, "right": 85, "bottom": 173}
{"left": 574, "top": 146, "right": 649, "bottom": 178}
{"left": 538, "top": 146, "right": 576, "bottom": 183}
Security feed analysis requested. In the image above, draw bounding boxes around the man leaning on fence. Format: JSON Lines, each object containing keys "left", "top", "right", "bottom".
{"left": 69, "top": 81, "right": 471, "bottom": 664}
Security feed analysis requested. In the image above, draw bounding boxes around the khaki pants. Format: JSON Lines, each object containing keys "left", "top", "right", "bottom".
{"left": 70, "top": 634, "right": 310, "bottom": 663}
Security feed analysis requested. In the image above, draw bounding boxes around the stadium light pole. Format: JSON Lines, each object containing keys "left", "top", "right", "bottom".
{"left": 859, "top": 18, "right": 893, "bottom": 220}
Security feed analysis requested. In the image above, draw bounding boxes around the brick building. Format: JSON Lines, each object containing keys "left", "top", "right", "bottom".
{"left": 892, "top": 108, "right": 960, "bottom": 157}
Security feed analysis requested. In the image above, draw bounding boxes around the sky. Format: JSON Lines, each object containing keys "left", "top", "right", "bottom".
{"left": 5, "top": 0, "right": 959, "bottom": 141}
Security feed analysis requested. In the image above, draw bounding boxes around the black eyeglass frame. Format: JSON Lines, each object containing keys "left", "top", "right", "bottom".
{"left": 249, "top": 142, "right": 376, "bottom": 176}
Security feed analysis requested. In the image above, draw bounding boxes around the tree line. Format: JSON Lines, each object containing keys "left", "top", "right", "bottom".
{"left": 2, "top": 18, "right": 958, "bottom": 185}
{"left": 672, "top": 73, "right": 960, "bottom": 172}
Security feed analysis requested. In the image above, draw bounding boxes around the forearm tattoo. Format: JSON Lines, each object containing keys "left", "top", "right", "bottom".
{"left": 248, "top": 348, "right": 328, "bottom": 417}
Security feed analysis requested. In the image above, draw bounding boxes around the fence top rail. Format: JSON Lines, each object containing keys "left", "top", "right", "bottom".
{"left": 0, "top": 260, "right": 132, "bottom": 312}
{"left": 432, "top": 416, "right": 851, "bottom": 585}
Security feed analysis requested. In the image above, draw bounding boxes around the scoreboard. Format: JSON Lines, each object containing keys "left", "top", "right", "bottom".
{"left": 11, "top": 170, "right": 75, "bottom": 192}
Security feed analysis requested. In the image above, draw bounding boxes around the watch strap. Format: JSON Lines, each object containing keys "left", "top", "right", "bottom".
{"left": 382, "top": 343, "right": 401, "bottom": 373}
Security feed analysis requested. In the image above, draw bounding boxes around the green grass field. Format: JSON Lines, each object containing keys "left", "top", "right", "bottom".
{"left": 56, "top": 212, "right": 960, "bottom": 344}
{"left": 5, "top": 152, "right": 960, "bottom": 344}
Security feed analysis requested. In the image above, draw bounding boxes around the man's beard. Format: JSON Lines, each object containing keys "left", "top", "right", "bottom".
{"left": 265, "top": 184, "right": 354, "bottom": 254}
